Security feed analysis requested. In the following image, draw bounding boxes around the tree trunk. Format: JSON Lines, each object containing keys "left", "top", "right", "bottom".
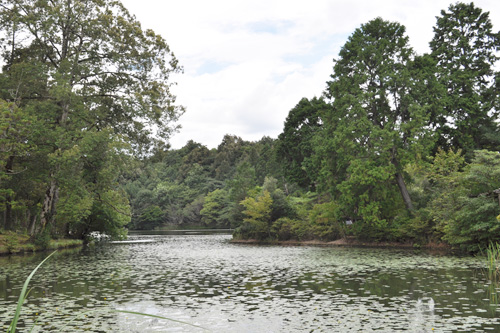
{"left": 39, "top": 177, "right": 59, "bottom": 232}
{"left": 3, "top": 155, "right": 15, "bottom": 230}
{"left": 28, "top": 212, "right": 37, "bottom": 236}
{"left": 391, "top": 150, "right": 414, "bottom": 212}
{"left": 395, "top": 172, "right": 414, "bottom": 211}
{"left": 4, "top": 195, "right": 13, "bottom": 230}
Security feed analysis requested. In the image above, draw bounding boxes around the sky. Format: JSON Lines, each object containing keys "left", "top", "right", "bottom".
{"left": 120, "top": 0, "right": 500, "bottom": 149}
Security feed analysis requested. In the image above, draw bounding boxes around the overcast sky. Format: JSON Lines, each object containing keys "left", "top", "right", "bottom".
{"left": 120, "top": 0, "right": 500, "bottom": 149}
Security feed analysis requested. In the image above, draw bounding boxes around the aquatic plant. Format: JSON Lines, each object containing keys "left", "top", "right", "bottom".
{"left": 8, "top": 250, "right": 57, "bottom": 333}
{"left": 486, "top": 242, "right": 500, "bottom": 283}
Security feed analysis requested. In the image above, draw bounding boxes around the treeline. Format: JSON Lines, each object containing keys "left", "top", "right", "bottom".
{"left": 122, "top": 136, "right": 282, "bottom": 230}
{"left": 1, "top": 1, "right": 500, "bottom": 253}
{"left": 127, "top": 2, "right": 500, "bottom": 252}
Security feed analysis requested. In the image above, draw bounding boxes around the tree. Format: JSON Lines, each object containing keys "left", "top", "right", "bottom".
{"left": 213, "top": 135, "right": 249, "bottom": 180}
{"left": 240, "top": 190, "right": 273, "bottom": 240}
{"left": 54, "top": 129, "right": 132, "bottom": 238}
{"left": 200, "top": 189, "right": 231, "bottom": 228}
{"left": 262, "top": 176, "right": 294, "bottom": 222}
{"left": 153, "top": 181, "right": 193, "bottom": 225}
{"left": 135, "top": 205, "right": 164, "bottom": 230}
{"left": 0, "top": 99, "right": 34, "bottom": 230}
{"left": 444, "top": 150, "right": 500, "bottom": 250}
{"left": 323, "top": 18, "right": 434, "bottom": 236}
{"left": 276, "top": 97, "right": 326, "bottom": 189}
{"left": 430, "top": 2, "right": 500, "bottom": 154}
{"left": 249, "top": 136, "right": 281, "bottom": 185}
{"left": 176, "top": 141, "right": 213, "bottom": 182}
{"left": 0, "top": 0, "right": 183, "bottom": 237}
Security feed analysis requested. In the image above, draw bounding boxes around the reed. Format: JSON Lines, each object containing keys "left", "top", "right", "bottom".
{"left": 486, "top": 242, "right": 500, "bottom": 283}
{"left": 8, "top": 250, "right": 57, "bottom": 333}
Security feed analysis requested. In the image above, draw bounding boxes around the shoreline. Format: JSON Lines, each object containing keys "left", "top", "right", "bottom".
{"left": 230, "top": 237, "right": 452, "bottom": 252}
{"left": 0, "top": 237, "right": 84, "bottom": 256}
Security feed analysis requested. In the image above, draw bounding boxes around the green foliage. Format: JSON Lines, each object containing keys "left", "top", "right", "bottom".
{"left": 320, "top": 17, "right": 436, "bottom": 240}
{"left": 430, "top": 2, "right": 500, "bottom": 154}
{"left": 0, "top": 100, "right": 36, "bottom": 230}
{"left": 263, "top": 177, "right": 295, "bottom": 221}
{"left": 422, "top": 149, "right": 466, "bottom": 238}
{"left": 33, "top": 228, "right": 51, "bottom": 250}
{"left": 228, "top": 161, "right": 257, "bottom": 202}
{"left": 119, "top": 4, "right": 498, "bottom": 253}
{"left": 2, "top": 0, "right": 496, "bottom": 253}
{"left": 181, "top": 196, "right": 205, "bottom": 225}
{"left": 84, "top": 189, "right": 131, "bottom": 240}
{"left": 406, "top": 149, "right": 500, "bottom": 251}
{"left": 135, "top": 206, "right": 164, "bottom": 230}
{"left": 308, "top": 202, "right": 344, "bottom": 241}
{"left": 213, "top": 135, "right": 250, "bottom": 180}
{"left": 442, "top": 150, "right": 500, "bottom": 251}
{"left": 52, "top": 130, "right": 131, "bottom": 239}
{"left": 3, "top": 231, "right": 19, "bottom": 253}
{"left": 276, "top": 97, "right": 326, "bottom": 189}
{"left": 200, "top": 189, "right": 231, "bottom": 228}
{"left": 271, "top": 217, "right": 310, "bottom": 241}
{"left": 240, "top": 190, "right": 273, "bottom": 240}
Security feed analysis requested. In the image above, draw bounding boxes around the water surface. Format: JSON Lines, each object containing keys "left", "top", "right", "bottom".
{"left": 0, "top": 233, "right": 499, "bottom": 332}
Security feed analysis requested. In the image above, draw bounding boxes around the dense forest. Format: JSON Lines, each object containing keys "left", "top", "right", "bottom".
{"left": 1, "top": 1, "right": 500, "bottom": 252}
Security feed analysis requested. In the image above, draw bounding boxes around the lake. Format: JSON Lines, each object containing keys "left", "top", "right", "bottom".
{"left": 1, "top": 232, "right": 499, "bottom": 332}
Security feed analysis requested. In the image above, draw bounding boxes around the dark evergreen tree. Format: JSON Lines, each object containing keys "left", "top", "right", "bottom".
{"left": 430, "top": 2, "right": 500, "bottom": 155}
{"left": 323, "top": 18, "right": 435, "bottom": 238}
{"left": 276, "top": 97, "right": 326, "bottom": 190}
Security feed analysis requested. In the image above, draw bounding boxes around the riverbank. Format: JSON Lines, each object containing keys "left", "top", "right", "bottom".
{"left": 0, "top": 232, "right": 83, "bottom": 255}
{"left": 230, "top": 236, "right": 451, "bottom": 251}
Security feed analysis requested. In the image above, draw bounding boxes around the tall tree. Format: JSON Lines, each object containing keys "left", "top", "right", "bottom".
{"left": 324, "top": 18, "right": 434, "bottom": 225}
{"left": 276, "top": 97, "right": 326, "bottom": 189}
{"left": 0, "top": 0, "right": 183, "bottom": 236}
{"left": 430, "top": 2, "right": 500, "bottom": 154}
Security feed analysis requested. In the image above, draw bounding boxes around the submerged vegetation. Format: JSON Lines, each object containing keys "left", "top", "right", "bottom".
{"left": 0, "top": 1, "right": 499, "bottom": 253}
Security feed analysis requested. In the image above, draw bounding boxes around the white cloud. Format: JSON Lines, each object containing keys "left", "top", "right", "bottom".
{"left": 121, "top": 0, "right": 500, "bottom": 149}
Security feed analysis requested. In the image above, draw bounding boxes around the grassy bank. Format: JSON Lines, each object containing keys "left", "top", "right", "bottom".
{"left": 0, "top": 232, "right": 83, "bottom": 255}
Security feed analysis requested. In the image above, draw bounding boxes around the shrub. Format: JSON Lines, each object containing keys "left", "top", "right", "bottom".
{"left": 34, "top": 229, "right": 51, "bottom": 249}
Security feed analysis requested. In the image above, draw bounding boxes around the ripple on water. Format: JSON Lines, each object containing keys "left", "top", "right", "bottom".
{"left": 0, "top": 233, "right": 499, "bottom": 332}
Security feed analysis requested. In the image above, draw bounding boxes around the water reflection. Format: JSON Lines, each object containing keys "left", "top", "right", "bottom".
{"left": 0, "top": 233, "right": 499, "bottom": 332}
